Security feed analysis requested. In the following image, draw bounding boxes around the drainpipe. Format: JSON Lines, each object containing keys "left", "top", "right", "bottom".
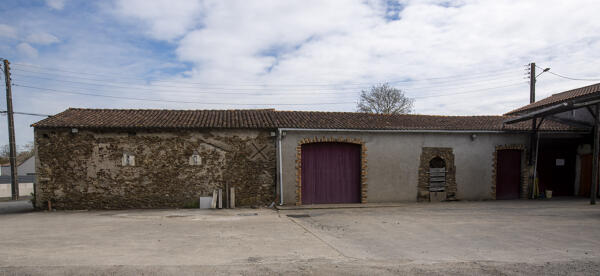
{"left": 278, "top": 128, "right": 284, "bottom": 205}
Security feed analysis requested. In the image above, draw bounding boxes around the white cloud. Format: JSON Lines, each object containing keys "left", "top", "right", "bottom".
{"left": 0, "top": 24, "right": 17, "bottom": 38}
{"left": 112, "top": 0, "right": 204, "bottom": 40}
{"left": 46, "top": 0, "right": 66, "bottom": 10}
{"left": 115, "top": 0, "right": 598, "bottom": 114}
{"left": 26, "top": 32, "right": 60, "bottom": 45}
{"left": 3, "top": 0, "right": 600, "bottom": 148}
{"left": 16, "top": 42, "right": 38, "bottom": 58}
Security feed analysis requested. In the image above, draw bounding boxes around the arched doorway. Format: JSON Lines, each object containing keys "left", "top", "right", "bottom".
{"left": 301, "top": 142, "right": 361, "bottom": 204}
{"left": 418, "top": 147, "right": 456, "bottom": 202}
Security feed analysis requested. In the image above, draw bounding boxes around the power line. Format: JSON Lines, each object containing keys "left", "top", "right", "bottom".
{"left": 12, "top": 62, "right": 519, "bottom": 87}
{"left": 12, "top": 73, "right": 362, "bottom": 95}
{"left": 14, "top": 81, "right": 527, "bottom": 105}
{"left": 11, "top": 70, "right": 522, "bottom": 96}
{"left": 547, "top": 71, "right": 600, "bottom": 81}
{"left": 0, "top": 110, "right": 51, "bottom": 117}
{"left": 412, "top": 82, "right": 526, "bottom": 99}
{"left": 535, "top": 65, "right": 600, "bottom": 81}
{"left": 11, "top": 65, "right": 521, "bottom": 91}
{"left": 12, "top": 76, "right": 524, "bottom": 102}
{"left": 12, "top": 79, "right": 357, "bottom": 100}
{"left": 13, "top": 84, "right": 357, "bottom": 106}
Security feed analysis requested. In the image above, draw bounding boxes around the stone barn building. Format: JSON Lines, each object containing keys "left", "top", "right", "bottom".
{"left": 32, "top": 107, "right": 584, "bottom": 209}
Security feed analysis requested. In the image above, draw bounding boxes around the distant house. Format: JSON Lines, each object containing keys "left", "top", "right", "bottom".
{"left": 31, "top": 102, "right": 587, "bottom": 209}
{"left": 0, "top": 164, "right": 6, "bottom": 176}
{"left": 0, "top": 155, "right": 35, "bottom": 176}
{"left": 0, "top": 156, "right": 36, "bottom": 198}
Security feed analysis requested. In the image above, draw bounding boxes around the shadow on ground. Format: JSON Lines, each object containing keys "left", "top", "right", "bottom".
{"left": 0, "top": 200, "right": 34, "bottom": 215}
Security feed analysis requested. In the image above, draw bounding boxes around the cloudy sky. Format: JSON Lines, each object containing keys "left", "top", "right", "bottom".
{"left": 1, "top": 0, "right": 600, "bottom": 147}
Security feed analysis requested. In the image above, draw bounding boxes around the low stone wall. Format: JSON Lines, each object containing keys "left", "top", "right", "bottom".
{"left": 0, "top": 183, "right": 33, "bottom": 198}
{"left": 34, "top": 128, "right": 276, "bottom": 209}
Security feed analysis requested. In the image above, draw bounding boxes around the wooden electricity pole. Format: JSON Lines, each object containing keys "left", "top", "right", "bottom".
{"left": 529, "top": 62, "right": 537, "bottom": 165}
{"left": 528, "top": 62, "right": 538, "bottom": 199}
{"left": 530, "top": 63, "right": 536, "bottom": 104}
{"left": 3, "top": 59, "right": 19, "bottom": 200}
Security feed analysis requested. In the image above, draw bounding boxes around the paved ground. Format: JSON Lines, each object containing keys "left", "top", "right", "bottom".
{"left": 1, "top": 199, "right": 599, "bottom": 275}
{"left": 0, "top": 199, "right": 33, "bottom": 213}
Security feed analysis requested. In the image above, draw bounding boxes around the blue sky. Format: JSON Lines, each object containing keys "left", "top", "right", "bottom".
{"left": 1, "top": 0, "right": 600, "bottom": 148}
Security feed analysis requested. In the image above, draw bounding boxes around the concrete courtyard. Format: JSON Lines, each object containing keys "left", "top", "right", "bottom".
{"left": 1, "top": 199, "right": 599, "bottom": 275}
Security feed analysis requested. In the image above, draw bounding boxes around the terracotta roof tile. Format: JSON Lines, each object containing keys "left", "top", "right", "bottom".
{"left": 506, "top": 82, "right": 600, "bottom": 115}
{"left": 31, "top": 108, "right": 585, "bottom": 132}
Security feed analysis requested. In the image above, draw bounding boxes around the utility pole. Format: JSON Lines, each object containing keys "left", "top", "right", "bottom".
{"left": 3, "top": 59, "right": 19, "bottom": 200}
{"left": 529, "top": 63, "right": 537, "bottom": 165}
{"left": 528, "top": 62, "right": 538, "bottom": 198}
{"left": 530, "top": 62, "right": 536, "bottom": 104}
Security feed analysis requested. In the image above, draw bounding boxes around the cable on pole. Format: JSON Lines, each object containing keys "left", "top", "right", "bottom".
{"left": 13, "top": 84, "right": 357, "bottom": 106}
{"left": 11, "top": 62, "right": 521, "bottom": 88}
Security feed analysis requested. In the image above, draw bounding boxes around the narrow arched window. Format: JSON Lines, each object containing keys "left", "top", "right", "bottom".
{"left": 122, "top": 153, "right": 135, "bottom": 166}
{"left": 189, "top": 151, "right": 201, "bottom": 166}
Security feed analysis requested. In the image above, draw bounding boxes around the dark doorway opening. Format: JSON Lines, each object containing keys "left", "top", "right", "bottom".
{"left": 496, "top": 149, "right": 521, "bottom": 200}
{"left": 537, "top": 140, "right": 577, "bottom": 197}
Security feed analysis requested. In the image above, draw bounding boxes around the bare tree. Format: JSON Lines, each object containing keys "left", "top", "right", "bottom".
{"left": 0, "top": 144, "right": 9, "bottom": 164}
{"left": 356, "top": 83, "right": 414, "bottom": 114}
{"left": 0, "top": 142, "right": 34, "bottom": 164}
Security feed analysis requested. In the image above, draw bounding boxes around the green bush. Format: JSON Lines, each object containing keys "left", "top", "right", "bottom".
{"left": 182, "top": 200, "right": 199, "bottom": 209}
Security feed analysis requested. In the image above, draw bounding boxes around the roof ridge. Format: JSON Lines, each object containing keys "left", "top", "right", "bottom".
{"left": 67, "top": 107, "right": 276, "bottom": 112}
{"left": 275, "top": 110, "right": 506, "bottom": 118}
{"left": 506, "top": 82, "right": 600, "bottom": 115}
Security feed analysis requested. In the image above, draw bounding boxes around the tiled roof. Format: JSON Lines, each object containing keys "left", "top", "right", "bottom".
{"left": 31, "top": 108, "right": 586, "bottom": 132}
{"left": 505, "top": 82, "right": 600, "bottom": 115}
{"left": 274, "top": 111, "right": 579, "bottom": 131}
{"left": 32, "top": 108, "right": 278, "bottom": 129}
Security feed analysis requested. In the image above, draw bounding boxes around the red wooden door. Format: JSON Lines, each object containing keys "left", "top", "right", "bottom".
{"left": 496, "top": 149, "right": 521, "bottom": 200}
{"left": 580, "top": 154, "right": 592, "bottom": 196}
{"left": 301, "top": 142, "right": 361, "bottom": 204}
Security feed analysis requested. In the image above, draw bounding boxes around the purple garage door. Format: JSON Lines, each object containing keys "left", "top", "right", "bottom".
{"left": 496, "top": 149, "right": 521, "bottom": 200}
{"left": 301, "top": 142, "right": 361, "bottom": 204}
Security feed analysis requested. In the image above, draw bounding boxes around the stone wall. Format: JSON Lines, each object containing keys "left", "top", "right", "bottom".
{"left": 34, "top": 128, "right": 276, "bottom": 209}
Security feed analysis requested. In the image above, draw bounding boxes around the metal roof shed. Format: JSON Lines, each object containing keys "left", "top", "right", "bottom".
{"left": 504, "top": 83, "right": 600, "bottom": 204}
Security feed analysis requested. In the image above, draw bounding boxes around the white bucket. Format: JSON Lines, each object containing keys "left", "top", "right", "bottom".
{"left": 199, "top": 197, "right": 213, "bottom": 209}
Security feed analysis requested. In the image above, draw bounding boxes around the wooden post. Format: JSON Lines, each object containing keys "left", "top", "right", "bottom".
{"left": 229, "top": 187, "right": 235, "bottom": 209}
{"left": 211, "top": 190, "right": 217, "bottom": 209}
{"left": 3, "top": 59, "right": 19, "bottom": 200}
{"left": 225, "top": 182, "right": 229, "bottom": 209}
{"left": 591, "top": 103, "right": 599, "bottom": 205}
{"left": 218, "top": 189, "right": 223, "bottom": 209}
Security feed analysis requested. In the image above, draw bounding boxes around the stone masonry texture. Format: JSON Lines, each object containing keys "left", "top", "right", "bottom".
{"left": 34, "top": 128, "right": 276, "bottom": 209}
{"left": 417, "top": 147, "right": 456, "bottom": 202}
